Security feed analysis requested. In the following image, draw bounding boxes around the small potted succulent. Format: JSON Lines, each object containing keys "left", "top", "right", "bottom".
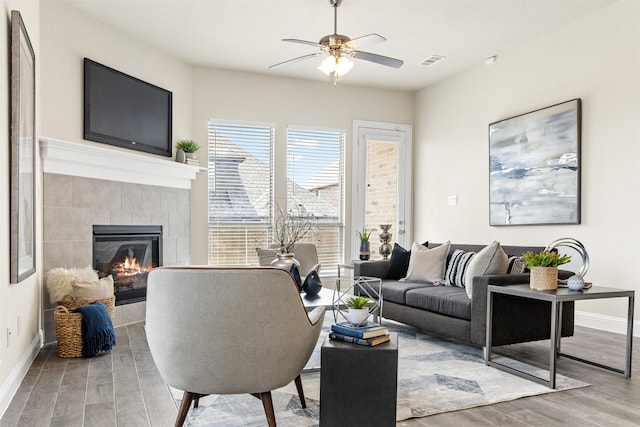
{"left": 346, "top": 296, "right": 373, "bottom": 326}
{"left": 175, "top": 139, "right": 200, "bottom": 163}
{"left": 523, "top": 250, "right": 571, "bottom": 290}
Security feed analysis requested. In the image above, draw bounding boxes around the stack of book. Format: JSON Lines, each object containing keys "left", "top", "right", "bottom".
{"left": 185, "top": 158, "right": 200, "bottom": 166}
{"left": 329, "top": 322, "right": 390, "bottom": 347}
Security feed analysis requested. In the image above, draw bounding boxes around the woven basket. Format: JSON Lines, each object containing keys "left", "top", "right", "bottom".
{"left": 54, "top": 295, "right": 115, "bottom": 358}
{"left": 529, "top": 266, "right": 558, "bottom": 291}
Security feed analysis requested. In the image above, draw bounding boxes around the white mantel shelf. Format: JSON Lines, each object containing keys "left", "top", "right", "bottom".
{"left": 39, "top": 137, "right": 205, "bottom": 189}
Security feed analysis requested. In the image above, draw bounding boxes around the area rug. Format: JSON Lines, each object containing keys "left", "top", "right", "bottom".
{"left": 170, "top": 318, "right": 588, "bottom": 426}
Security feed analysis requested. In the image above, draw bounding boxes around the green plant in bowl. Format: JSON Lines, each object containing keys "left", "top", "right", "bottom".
{"left": 176, "top": 139, "right": 200, "bottom": 153}
{"left": 523, "top": 250, "right": 571, "bottom": 267}
{"left": 346, "top": 296, "right": 373, "bottom": 309}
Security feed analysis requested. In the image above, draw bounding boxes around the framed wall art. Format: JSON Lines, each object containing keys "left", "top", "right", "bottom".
{"left": 10, "top": 10, "right": 36, "bottom": 283}
{"left": 489, "top": 99, "right": 581, "bottom": 226}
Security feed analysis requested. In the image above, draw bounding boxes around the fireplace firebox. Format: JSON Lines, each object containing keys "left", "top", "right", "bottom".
{"left": 93, "top": 225, "right": 162, "bottom": 305}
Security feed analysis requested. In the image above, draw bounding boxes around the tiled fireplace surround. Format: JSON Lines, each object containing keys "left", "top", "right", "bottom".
{"left": 40, "top": 138, "right": 202, "bottom": 344}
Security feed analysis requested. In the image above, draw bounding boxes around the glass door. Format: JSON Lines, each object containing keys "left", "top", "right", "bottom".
{"left": 352, "top": 121, "right": 412, "bottom": 260}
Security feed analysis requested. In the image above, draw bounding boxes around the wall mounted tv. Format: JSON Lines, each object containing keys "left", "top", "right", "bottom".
{"left": 84, "top": 58, "right": 173, "bottom": 157}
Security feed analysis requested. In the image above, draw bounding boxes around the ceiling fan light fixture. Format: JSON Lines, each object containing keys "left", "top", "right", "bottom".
{"left": 318, "top": 54, "right": 353, "bottom": 77}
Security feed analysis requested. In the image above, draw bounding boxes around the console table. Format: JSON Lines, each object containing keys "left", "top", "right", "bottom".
{"left": 486, "top": 284, "right": 634, "bottom": 388}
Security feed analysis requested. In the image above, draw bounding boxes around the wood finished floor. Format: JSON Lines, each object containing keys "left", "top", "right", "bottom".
{"left": 1, "top": 323, "right": 638, "bottom": 426}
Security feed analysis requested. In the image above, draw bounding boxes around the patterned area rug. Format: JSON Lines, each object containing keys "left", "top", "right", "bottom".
{"left": 171, "top": 318, "right": 588, "bottom": 426}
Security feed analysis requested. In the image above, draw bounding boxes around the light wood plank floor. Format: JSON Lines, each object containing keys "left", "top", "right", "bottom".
{"left": 1, "top": 323, "right": 638, "bottom": 426}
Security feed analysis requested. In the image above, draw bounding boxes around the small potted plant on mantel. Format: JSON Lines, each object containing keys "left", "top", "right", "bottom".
{"left": 345, "top": 296, "right": 373, "bottom": 326}
{"left": 523, "top": 250, "right": 571, "bottom": 290}
{"left": 175, "top": 139, "right": 200, "bottom": 164}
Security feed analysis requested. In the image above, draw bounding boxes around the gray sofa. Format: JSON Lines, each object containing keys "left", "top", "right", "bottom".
{"left": 354, "top": 243, "right": 574, "bottom": 347}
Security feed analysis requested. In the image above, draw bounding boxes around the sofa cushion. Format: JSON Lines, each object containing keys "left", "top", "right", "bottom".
{"left": 507, "top": 256, "right": 527, "bottom": 274}
{"left": 386, "top": 243, "right": 411, "bottom": 280}
{"left": 444, "top": 249, "right": 476, "bottom": 287}
{"left": 405, "top": 286, "right": 471, "bottom": 320}
{"left": 405, "top": 241, "right": 450, "bottom": 282}
{"left": 464, "top": 241, "right": 509, "bottom": 298}
{"left": 380, "top": 280, "right": 432, "bottom": 305}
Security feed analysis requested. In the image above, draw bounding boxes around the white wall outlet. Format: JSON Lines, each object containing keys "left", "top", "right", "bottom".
{"left": 448, "top": 195, "right": 458, "bottom": 206}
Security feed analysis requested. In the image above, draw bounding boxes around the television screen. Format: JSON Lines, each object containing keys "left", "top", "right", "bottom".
{"left": 84, "top": 58, "right": 172, "bottom": 157}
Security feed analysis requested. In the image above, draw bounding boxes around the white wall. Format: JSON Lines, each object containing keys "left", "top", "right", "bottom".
{"left": 39, "top": 0, "right": 193, "bottom": 148}
{"left": 189, "top": 67, "right": 414, "bottom": 264}
{"left": 414, "top": 0, "right": 640, "bottom": 321}
{"left": 0, "top": 0, "right": 41, "bottom": 413}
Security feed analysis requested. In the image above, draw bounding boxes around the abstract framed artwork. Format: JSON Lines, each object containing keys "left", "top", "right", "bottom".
{"left": 10, "top": 10, "right": 36, "bottom": 283}
{"left": 489, "top": 99, "right": 581, "bottom": 226}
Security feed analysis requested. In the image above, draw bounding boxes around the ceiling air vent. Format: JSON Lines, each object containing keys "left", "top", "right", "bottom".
{"left": 419, "top": 55, "right": 446, "bottom": 67}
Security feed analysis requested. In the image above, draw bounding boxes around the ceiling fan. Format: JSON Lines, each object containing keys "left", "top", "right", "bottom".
{"left": 269, "top": 0, "right": 404, "bottom": 85}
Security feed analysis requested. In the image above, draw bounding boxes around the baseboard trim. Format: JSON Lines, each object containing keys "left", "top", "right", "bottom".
{"left": 0, "top": 330, "right": 43, "bottom": 419}
{"left": 575, "top": 310, "right": 639, "bottom": 337}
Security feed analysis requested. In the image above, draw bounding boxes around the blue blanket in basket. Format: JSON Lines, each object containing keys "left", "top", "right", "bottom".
{"left": 73, "top": 301, "right": 116, "bottom": 358}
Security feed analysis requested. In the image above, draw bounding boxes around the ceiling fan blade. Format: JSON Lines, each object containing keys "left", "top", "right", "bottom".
{"left": 352, "top": 50, "right": 404, "bottom": 69}
{"left": 269, "top": 53, "right": 322, "bottom": 69}
{"left": 282, "top": 38, "right": 322, "bottom": 49}
{"left": 343, "top": 33, "right": 386, "bottom": 49}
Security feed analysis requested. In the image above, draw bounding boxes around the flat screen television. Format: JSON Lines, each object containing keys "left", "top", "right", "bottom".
{"left": 84, "top": 58, "right": 173, "bottom": 157}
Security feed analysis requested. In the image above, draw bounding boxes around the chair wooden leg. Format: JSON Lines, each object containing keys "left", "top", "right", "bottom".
{"left": 258, "top": 391, "right": 277, "bottom": 427}
{"left": 175, "top": 391, "right": 195, "bottom": 427}
{"left": 294, "top": 375, "right": 307, "bottom": 408}
{"left": 175, "top": 391, "right": 208, "bottom": 427}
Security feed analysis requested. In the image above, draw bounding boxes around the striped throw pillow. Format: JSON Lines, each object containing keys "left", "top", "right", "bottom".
{"left": 444, "top": 249, "right": 476, "bottom": 287}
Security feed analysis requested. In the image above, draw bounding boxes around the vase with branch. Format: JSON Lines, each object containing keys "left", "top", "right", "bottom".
{"left": 270, "top": 204, "right": 314, "bottom": 273}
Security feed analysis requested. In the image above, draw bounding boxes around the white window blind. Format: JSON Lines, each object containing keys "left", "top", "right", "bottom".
{"left": 287, "top": 126, "right": 345, "bottom": 273}
{"left": 208, "top": 121, "right": 274, "bottom": 264}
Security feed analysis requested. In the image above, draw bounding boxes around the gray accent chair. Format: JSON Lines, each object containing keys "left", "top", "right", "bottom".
{"left": 146, "top": 266, "right": 325, "bottom": 427}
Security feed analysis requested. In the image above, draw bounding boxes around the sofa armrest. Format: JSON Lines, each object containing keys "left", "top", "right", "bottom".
{"left": 353, "top": 260, "right": 389, "bottom": 279}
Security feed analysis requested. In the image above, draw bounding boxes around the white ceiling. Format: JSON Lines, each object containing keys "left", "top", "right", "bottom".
{"left": 62, "top": 0, "right": 616, "bottom": 91}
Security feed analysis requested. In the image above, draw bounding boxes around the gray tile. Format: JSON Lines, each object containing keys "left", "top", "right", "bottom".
{"left": 57, "top": 208, "right": 87, "bottom": 241}
{"left": 110, "top": 210, "right": 132, "bottom": 224}
{"left": 43, "top": 206, "right": 60, "bottom": 242}
{"left": 43, "top": 309, "right": 57, "bottom": 344}
{"left": 72, "top": 240, "right": 92, "bottom": 267}
{"left": 122, "top": 182, "right": 144, "bottom": 212}
{"left": 176, "top": 236, "right": 191, "bottom": 265}
{"left": 43, "top": 241, "right": 74, "bottom": 272}
{"left": 167, "top": 210, "right": 185, "bottom": 238}
{"left": 132, "top": 210, "right": 152, "bottom": 225}
{"left": 160, "top": 187, "right": 177, "bottom": 212}
{"left": 143, "top": 186, "right": 162, "bottom": 211}
{"left": 115, "top": 407, "right": 151, "bottom": 427}
{"left": 44, "top": 174, "right": 73, "bottom": 207}
{"left": 176, "top": 188, "right": 190, "bottom": 214}
{"left": 72, "top": 176, "right": 98, "bottom": 208}
{"left": 51, "top": 389, "right": 85, "bottom": 420}
{"left": 97, "top": 180, "right": 122, "bottom": 210}
{"left": 87, "top": 208, "right": 111, "bottom": 226}
{"left": 0, "top": 390, "right": 29, "bottom": 427}
{"left": 16, "top": 391, "right": 58, "bottom": 427}
{"left": 84, "top": 402, "right": 117, "bottom": 427}
{"left": 162, "top": 237, "right": 177, "bottom": 265}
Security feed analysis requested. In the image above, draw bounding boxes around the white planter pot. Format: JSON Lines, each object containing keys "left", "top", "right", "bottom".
{"left": 348, "top": 308, "right": 370, "bottom": 326}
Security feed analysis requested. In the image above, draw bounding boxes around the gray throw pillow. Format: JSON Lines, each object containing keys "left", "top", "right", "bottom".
{"left": 464, "top": 241, "right": 509, "bottom": 299}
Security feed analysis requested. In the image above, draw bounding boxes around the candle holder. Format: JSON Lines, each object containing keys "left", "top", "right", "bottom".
{"left": 379, "top": 224, "right": 392, "bottom": 259}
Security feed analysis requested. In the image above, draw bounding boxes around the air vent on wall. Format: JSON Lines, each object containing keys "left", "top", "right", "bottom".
{"left": 419, "top": 55, "right": 446, "bottom": 67}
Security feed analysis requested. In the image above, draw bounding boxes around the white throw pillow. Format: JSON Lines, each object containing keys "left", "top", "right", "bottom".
{"left": 72, "top": 275, "right": 115, "bottom": 301}
{"left": 404, "top": 241, "right": 451, "bottom": 283}
{"left": 464, "top": 241, "right": 509, "bottom": 298}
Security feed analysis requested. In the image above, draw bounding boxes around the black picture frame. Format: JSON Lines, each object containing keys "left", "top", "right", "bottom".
{"left": 489, "top": 99, "right": 581, "bottom": 226}
{"left": 10, "top": 10, "right": 36, "bottom": 283}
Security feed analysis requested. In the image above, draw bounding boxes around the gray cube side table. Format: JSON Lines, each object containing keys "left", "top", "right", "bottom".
{"left": 319, "top": 332, "right": 398, "bottom": 427}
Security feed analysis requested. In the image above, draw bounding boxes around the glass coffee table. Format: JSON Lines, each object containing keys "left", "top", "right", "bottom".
{"left": 485, "top": 284, "right": 634, "bottom": 388}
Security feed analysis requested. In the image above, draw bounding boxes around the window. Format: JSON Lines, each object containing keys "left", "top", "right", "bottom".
{"left": 207, "top": 121, "right": 345, "bottom": 272}
{"left": 287, "top": 126, "right": 345, "bottom": 273}
{"left": 208, "top": 121, "right": 274, "bottom": 264}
